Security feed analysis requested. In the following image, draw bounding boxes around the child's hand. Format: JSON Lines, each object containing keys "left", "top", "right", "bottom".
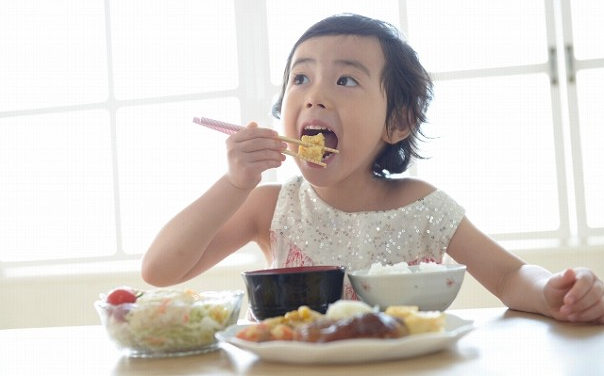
{"left": 544, "top": 267, "right": 604, "bottom": 324}
{"left": 224, "top": 122, "right": 286, "bottom": 190}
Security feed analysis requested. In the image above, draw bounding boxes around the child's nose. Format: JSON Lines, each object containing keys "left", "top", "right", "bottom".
{"left": 305, "top": 83, "right": 329, "bottom": 109}
{"left": 305, "top": 101, "right": 326, "bottom": 109}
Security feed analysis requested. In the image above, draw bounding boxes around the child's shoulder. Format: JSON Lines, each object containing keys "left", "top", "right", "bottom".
{"left": 393, "top": 178, "right": 465, "bottom": 218}
{"left": 391, "top": 177, "right": 439, "bottom": 207}
{"left": 396, "top": 176, "right": 437, "bottom": 194}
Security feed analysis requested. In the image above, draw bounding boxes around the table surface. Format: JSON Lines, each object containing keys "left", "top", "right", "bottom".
{"left": 2, "top": 307, "right": 603, "bottom": 376}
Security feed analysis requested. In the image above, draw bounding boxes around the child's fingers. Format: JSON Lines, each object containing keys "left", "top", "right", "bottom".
{"left": 565, "top": 293, "right": 604, "bottom": 323}
{"left": 231, "top": 123, "right": 277, "bottom": 141}
{"left": 545, "top": 269, "right": 576, "bottom": 309}
{"left": 223, "top": 124, "right": 285, "bottom": 190}
{"left": 563, "top": 268, "right": 598, "bottom": 305}
{"left": 227, "top": 124, "right": 282, "bottom": 154}
{"left": 547, "top": 268, "right": 576, "bottom": 291}
{"left": 561, "top": 269, "right": 604, "bottom": 321}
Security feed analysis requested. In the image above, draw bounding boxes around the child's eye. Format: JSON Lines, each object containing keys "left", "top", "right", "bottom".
{"left": 293, "top": 74, "right": 309, "bottom": 85}
{"left": 337, "top": 76, "right": 358, "bottom": 87}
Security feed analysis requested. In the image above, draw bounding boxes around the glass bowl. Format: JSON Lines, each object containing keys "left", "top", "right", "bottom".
{"left": 95, "top": 288, "right": 243, "bottom": 358}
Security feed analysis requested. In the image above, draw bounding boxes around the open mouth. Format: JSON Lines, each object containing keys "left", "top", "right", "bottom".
{"left": 301, "top": 126, "right": 339, "bottom": 161}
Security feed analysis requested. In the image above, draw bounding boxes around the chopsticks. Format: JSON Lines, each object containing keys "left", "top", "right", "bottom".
{"left": 277, "top": 135, "right": 339, "bottom": 154}
{"left": 192, "top": 117, "right": 339, "bottom": 154}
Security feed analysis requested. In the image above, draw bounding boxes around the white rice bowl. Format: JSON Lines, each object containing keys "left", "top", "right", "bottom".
{"left": 348, "top": 263, "right": 466, "bottom": 311}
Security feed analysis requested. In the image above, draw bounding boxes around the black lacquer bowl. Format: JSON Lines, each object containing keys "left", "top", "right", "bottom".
{"left": 242, "top": 265, "right": 345, "bottom": 320}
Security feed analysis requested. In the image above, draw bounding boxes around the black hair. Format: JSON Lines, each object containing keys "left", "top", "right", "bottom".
{"left": 272, "top": 13, "right": 433, "bottom": 178}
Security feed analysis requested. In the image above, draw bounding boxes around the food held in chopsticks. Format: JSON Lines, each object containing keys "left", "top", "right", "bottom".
{"left": 234, "top": 300, "right": 445, "bottom": 343}
{"left": 298, "top": 133, "right": 326, "bottom": 165}
{"left": 192, "top": 117, "right": 338, "bottom": 167}
{"left": 297, "top": 131, "right": 339, "bottom": 167}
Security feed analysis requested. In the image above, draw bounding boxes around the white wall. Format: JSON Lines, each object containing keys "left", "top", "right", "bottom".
{"left": 1, "top": 245, "right": 602, "bottom": 329}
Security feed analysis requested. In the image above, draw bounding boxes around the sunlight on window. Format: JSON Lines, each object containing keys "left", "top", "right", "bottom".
{"left": 0, "top": 111, "right": 116, "bottom": 262}
{"left": 576, "top": 69, "right": 604, "bottom": 228}
{"left": 110, "top": 0, "right": 238, "bottom": 100}
{"left": 0, "top": 0, "right": 108, "bottom": 111}
{"left": 266, "top": 0, "right": 400, "bottom": 85}
{"left": 1, "top": 1, "right": 601, "bottom": 267}
{"left": 417, "top": 74, "right": 559, "bottom": 235}
{"left": 570, "top": 1, "right": 604, "bottom": 60}
{"left": 117, "top": 98, "right": 240, "bottom": 254}
{"left": 406, "top": 0, "right": 548, "bottom": 72}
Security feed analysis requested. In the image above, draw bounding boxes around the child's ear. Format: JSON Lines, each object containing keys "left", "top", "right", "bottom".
{"left": 382, "top": 112, "right": 412, "bottom": 145}
{"left": 382, "top": 125, "right": 411, "bottom": 144}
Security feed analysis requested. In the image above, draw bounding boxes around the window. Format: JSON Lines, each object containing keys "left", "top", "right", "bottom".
{"left": 1, "top": 0, "right": 242, "bottom": 263}
{"left": 566, "top": 1, "right": 604, "bottom": 232}
{"left": 1, "top": 0, "right": 602, "bottom": 270}
{"left": 406, "top": 0, "right": 559, "bottom": 238}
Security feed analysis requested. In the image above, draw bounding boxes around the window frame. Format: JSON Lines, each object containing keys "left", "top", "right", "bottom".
{"left": 1, "top": 0, "right": 602, "bottom": 274}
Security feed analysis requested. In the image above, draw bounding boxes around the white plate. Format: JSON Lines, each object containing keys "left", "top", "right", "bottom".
{"left": 215, "top": 314, "right": 474, "bottom": 364}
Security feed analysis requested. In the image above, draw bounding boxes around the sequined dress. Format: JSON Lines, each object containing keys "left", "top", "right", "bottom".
{"left": 269, "top": 176, "right": 466, "bottom": 299}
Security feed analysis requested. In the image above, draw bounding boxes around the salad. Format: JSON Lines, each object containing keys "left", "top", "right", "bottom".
{"left": 95, "top": 287, "right": 243, "bottom": 357}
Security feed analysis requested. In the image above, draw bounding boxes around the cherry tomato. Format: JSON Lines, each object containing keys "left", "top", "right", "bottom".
{"left": 106, "top": 287, "right": 138, "bottom": 305}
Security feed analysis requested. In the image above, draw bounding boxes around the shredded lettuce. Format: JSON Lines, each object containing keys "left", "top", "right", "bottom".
{"left": 105, "top": 290, "right": 239, "bottom": 353}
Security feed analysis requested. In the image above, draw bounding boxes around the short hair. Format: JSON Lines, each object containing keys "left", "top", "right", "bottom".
{"left": 272, "top": 13, "right": 433, "bottom": 178}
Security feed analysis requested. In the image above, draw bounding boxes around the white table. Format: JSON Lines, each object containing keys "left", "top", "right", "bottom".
{"left": 2, "top": 308, "right": 603, "bottom": 376}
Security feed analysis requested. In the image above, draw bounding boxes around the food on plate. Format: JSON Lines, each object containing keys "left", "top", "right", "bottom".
{"left": 298, "top": 133, "right": 325, "bottom": 164}
{"left": 236, "top": 305, "right": 323, "bottom": 341}
{"left": 385, "top": 305, "right": 446, "bottom": 334}
{"left": 235, "top": 322, "right": 295, "bottom": 342}
{"left": 96, "top": 288, "right": 243, "bottom": 356}
{"left": 235, "top": 300, "right": 446, "bottom": 343}
{"left": 325, "top": 299, "right": 374, "bottom": 320}
{"left": 295, "top": 312, "right": 408, "bottom": 342}
{"left": 264, "top": 304, "right": 324, "bottom": 327}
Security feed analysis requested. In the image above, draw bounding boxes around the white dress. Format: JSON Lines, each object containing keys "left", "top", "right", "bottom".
{"left": 269, "top": 176, "right": 466, "bottom": 299}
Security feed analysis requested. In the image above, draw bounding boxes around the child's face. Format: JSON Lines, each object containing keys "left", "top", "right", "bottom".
{"left": 281, "top": 35, "right": 390, "bottom": 180}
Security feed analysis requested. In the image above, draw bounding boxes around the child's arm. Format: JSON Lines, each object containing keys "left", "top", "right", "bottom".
{"left": 447, "top": 218, "right": 604, "bottom": 324}
{"left": 141, "top": 123, "right": 286, "bottom": 286}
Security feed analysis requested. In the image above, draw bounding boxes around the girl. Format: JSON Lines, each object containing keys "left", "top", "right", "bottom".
{"left": 142, "top": 14, "right": 604, "bottom": 324}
